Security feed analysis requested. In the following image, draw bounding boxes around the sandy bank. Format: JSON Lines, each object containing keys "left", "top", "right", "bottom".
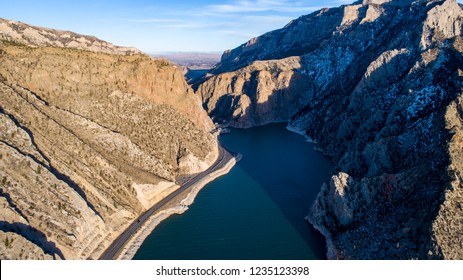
{"left": 115, "top": 155, "right": 238, "bottom": 260}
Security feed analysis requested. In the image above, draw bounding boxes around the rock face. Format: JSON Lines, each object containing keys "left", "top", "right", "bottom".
{"left": 0, "top": 23, "right": 218, "bottom": 259}
{"left": 198, "top": 57, "right": 312, "bottom": 127}
{"left": 0, "top": 20, "right": 214, "bottom": 131}
{"left": 196, "top": 0, "right": 463, "bottom": 259}
{"left": 0, "top": 18, "right": 140, "bottom": 55}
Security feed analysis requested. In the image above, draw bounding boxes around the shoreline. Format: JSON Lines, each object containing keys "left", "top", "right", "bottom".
{"left": 306, "top": 215, "right": 336, "bottom": 260}
{"left": 286, "top": 124, "right": 317, "bottom": 144}
{"left": 115, "top": 154, "right": 238, "bottom": 260}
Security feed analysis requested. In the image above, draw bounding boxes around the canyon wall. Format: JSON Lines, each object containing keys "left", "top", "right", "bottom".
{"left": 196, "top": 0, "right": 463, "bottom": 259}
{"left": 0, "top": 20, "right": 217, "bottom": 259}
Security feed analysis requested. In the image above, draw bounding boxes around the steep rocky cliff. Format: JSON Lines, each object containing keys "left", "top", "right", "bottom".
{"left": 198, "top": 57, "right": 312, "bottom": 127}
{"left": 0, "top": 22, "right": 217, "bottom": 259}
{"left": 197, "top": 0, "right": 463, "bottom": 259}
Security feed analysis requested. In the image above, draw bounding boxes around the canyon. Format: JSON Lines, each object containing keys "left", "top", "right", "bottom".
{"left": 1, "top": 0, "right": 463, "bottom": 260}
{"left": 0, "top": 18, "right": 218, "bottom": 259}
{"left": 196, "top": 0, "right": 463, "bottom": 259}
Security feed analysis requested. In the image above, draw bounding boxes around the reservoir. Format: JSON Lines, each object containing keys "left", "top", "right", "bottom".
{"left": 134, "top": 123, "right": 333, "bottom": 259}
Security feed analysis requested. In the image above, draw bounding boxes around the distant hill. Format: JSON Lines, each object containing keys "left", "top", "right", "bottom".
{"left": 153, "top": 52, "right": 222, "bottom": 70}
{"left": 0, "top": 18, "right": 140, "bottom": 55}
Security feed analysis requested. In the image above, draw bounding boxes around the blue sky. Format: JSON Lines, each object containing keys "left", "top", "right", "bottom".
{"left": 1, "top": 0, "right": 354, "bottom": 53}
{"left": 1, "top": 0, "right": 459, "bottom": 53}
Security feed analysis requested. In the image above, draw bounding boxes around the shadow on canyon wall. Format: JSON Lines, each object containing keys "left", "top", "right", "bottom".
{"left": 0, "top": 221, "right": 65, "bottom": 259}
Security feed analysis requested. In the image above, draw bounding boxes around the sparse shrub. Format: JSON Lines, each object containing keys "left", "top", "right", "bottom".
{"left": 4, "top": 237, "right": 14, "bottom": 249}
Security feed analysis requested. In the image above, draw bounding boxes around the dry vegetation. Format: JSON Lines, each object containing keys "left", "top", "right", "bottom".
{"left": 0, "top": 40, "right": 217, "bottom": 259}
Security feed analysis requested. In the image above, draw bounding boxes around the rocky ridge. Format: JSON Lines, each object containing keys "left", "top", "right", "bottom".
{"left": 0, "top": 25, "right": 218, "bottom": 259}
{"left": 197, "top": 0, "right": 463, "bottom": 259}
{"left": 0, "top": 18, "right": 139, "bottom": 55}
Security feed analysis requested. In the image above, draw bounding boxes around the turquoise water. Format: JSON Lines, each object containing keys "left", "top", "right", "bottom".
{"left": 133, "top": 123, "right": 333, "bottom": 260}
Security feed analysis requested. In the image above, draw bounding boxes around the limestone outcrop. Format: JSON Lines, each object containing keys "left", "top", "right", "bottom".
{"left": 0, "top": 23, "right": 218, "bottom": 259}
{"left": 0, "top": 18, "right": 140, "bottom": 55}
{"left": 196, "top": 0, "right": 463, "bottom": 259}
{"left": 198, "top": 57, "right": 311, "bottom": 128}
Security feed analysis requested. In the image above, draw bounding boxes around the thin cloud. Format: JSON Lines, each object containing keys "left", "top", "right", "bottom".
{"left": 149, "top": 20, "right": 240, "bottom": 30}
{"left": 163, "top": 22, "right": 209, "bottom": 29}
{"left": 205, "top": 0, "right": 323, "bottom": 14}
{"left": 131, "top": 18, "right": 183, "bottom": 23}
{"left": 241, "top": 15, "right": 295, "bottom": 24}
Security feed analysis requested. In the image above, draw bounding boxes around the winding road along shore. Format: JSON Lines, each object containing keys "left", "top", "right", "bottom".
{"left": 99, "top": 144, "right": 236, "bottom": 260}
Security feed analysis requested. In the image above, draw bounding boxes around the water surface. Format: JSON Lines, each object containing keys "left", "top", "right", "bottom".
{"left": 134, "top": 123, "right": 333, "bottom": 259}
